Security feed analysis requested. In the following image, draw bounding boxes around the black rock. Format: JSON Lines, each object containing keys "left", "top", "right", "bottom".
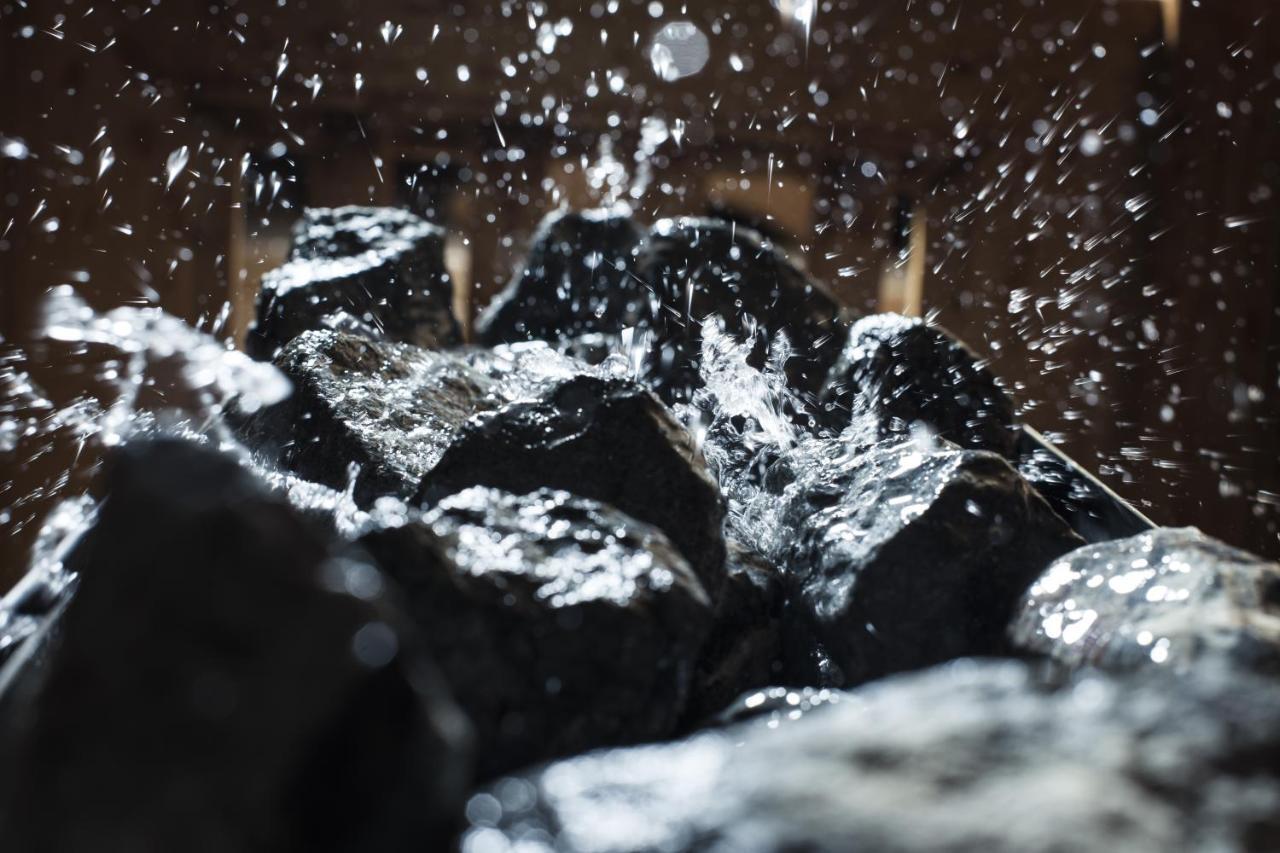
{"left": 359, "top": 487, "right": 712, "bottom": 778}
{"left": 417, "top": 375, "right": 728, "bottom": 597}
{"left": 0, "top": 439, "right": 472, "bottom": 853}
{"left": 1010, "top": 526, "right": 1280, "bottom": 675}
{"left": 240, "top": 332, "right": 579, "bottom": 505}
{"left": 246, "top": 206, "right": 460, "bottom": 360}
{"left": 763, "top": 437, "right": 1082, "bottom": 685}
{"left": 820, "top": 313, "right": 1018, "bottom": 457}
{"left": 638, "top": 216, "right": 845, "bottom": 402}
{"left": 683, "top": 541, "right": 785, "bottom": 723}
{"left": 463, "top": 659, "right": 1280, "bottom": 853}
{"left": 475, "top": 207, "right": 648, "bottom": 345}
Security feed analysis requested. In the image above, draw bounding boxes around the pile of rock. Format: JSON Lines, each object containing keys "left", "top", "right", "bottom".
{"left": 2, "top": 206, "right": 1277, "bottom": 853}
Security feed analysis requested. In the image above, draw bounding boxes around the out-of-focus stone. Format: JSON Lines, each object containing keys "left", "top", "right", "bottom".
{"left": 475, "top": 207, "right": 648, "bottom": 346}
{"left": 683, "top": 541, "right": 784, "bottom": 724}
{"left": 1011, "top": 526, "right": 1280, "bottom": 675}
{"left": 820, "top": 313, "right": 1018, "bottom": 457}
{"left": 764, "top": 437, "right": 1081, "bottom": 685}
{"left": 360, "top": 487, "right": 711, "bottom": 778}
{"left": 246, "top": 206, "right": 459, "bottom": 360}
{"left": 0, "top": 439, "right": 472, "bottom": 853}
{"left": 417, "top": 375, "right": 728, "bottom": 597}
{"left": 638, "top": 216, "right": 845, "bottom": 402}
{"left": 462, "top": 659, "right": 1280, "bottom": 853}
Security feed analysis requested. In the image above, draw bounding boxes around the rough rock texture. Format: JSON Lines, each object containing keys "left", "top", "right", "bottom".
{"left": 417, "top": 375, "right": 728, "bottom": 597}
{"left": 360, "top": 487, "right": 712, "bottom": 778}
{"left": 820, "top": 313, "right": 1018, "bottom": 457}
{"left": 1011, "top": 526, "right": 1280, "bottom": 675}
{"left": 246, "top": 206, "right": 460, "bottom": 360}
{"left": 683, "top": 541, "right": 785, "bottom": 724}
{"left": 475, "top": 207, "right": 648, "bottom": 345}
{"left": 462, "top": 660, "right": 1280, "bottom": 853}
{"left": 241, "top": 332, "right": 585, "bottom": 505}
{"left": 638, "top": 216, "right": 845, "bottom": 402}
{"left": 765, "top": 437, "right": 1082, "bottom": 685}
{"left": 0, "top": 440, "right": 472, "bottom": 853}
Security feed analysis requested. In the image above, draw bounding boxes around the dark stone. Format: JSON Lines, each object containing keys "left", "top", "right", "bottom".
{"left": 819, "top": 313, "right": 1018, "bottom": 457}
{"left": 683, "top": 541, "right": 785, "bottom": 724}
{"left": 463, "top": 659, "right": 1280, "bottom": 852}
{"left": 359, "top": 487, "right": 712, "bottom": 779}
{"left": 764, "top": 437, "right": 1082, "bottom": 685}
{"left": 1010, "top": 526, "right": 1280, "bottom": 675}
{"left": 417, "top": 375, "right": 728, "bottom": 597}
{"left": 246, "top": 206, "right": 460, "bottom": 360}
{"left": 637, "top": 216, "right": 845, "bottom": 402}
{"left": 240, "top": 332, "right": 577, "bottom": 505}
{"left": 475, "top": 207, "right": 648, "bottom": 345}
{"left": 0, "top": 439, "right": 472, "bottom": 853}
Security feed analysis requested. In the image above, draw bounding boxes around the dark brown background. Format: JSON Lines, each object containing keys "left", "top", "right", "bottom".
{"left": 2, "top": 0, "right": 1278, "bottom": 590}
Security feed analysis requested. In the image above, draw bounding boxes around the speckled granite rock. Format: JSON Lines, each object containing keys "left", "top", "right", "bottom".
{"left": 461, "top": 659, "right": 1280, "bottom": 853}
{"left": 360, "top": 487, "right": 711, "bottom": 778}
{"left": 246, "top": 206, "right": 459, "bottom": 359}
{"left": 1010, "top": 526, "right": 1280, "bottom": 675}
{"left": 0, "top": 439, "right": 471, "bottom": 853}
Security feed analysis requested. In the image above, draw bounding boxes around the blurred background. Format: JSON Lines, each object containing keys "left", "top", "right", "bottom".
{"left": 1, "top": 0, "right": 1278, "bottom": 588}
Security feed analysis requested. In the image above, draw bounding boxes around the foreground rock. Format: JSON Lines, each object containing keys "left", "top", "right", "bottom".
{"left": 360, "top": 487, "right": 711, "bottom": 778}
{"left": 1011, "top": 527, "right": 1280, "bottom": 675}
{"left": 820, "top": 314, "right": 1018, "bottom": 457}
{"left": 463, "top": 660, "right": 1280, "bottom": 853}
{"left": 417, "top": 375, "right": 728, "bottom": 596}
{"left": 240, "top": 332, "right": 582, "bottom": 504}
{"left": 638, "top": 216, "right": 845, "bottom": 402}
{"left": 246, "top": 206, "right": 459, "bottom": 359}
{"left": 0, "top": 440, "right": 471, "bottom": 853}
{"left": 475, "top": 207, "right": 648, "bottom": 345}
{"left": 762, "top": 437, "right": 1081, "bottom": 685}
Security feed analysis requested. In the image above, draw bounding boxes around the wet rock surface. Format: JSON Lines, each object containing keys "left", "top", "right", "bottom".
{"left": 246, "top": 206, "right": 460, "bottom": 360}
{"left": 463, "top": 659, "right": 1280, "bottom": 853}
{"left": 1011, "top": 527, "right": 1280, "bottom": 675}
{"left": 417, "top": 375, "right": 728, "bottom": 597}
{"left": 638, "top": 216, "right": 845, "bottom": 402}
{"left": 241, "top": 332, "right": 591, "bottom": 505}
{"left": 360, "top": 487, "right": 711, "bottom": 779}
{"left": 0, "top": 440, "right": 471, "bottom": 853}
{"left": 476, "top": 207, "right": 648, "bottom": 346}
{"left": 820, "top": 313, "right": 1018, "bottom": 457}
{"left": 763, "top": 437, "right": 1082, "bottom": 685}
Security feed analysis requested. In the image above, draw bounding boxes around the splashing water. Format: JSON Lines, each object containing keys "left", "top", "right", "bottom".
{"left": 164, "top": 146, "right": 189, "bottom": 190}
{"left": 42, "top": 286, "right": 291, "bottom": 426}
